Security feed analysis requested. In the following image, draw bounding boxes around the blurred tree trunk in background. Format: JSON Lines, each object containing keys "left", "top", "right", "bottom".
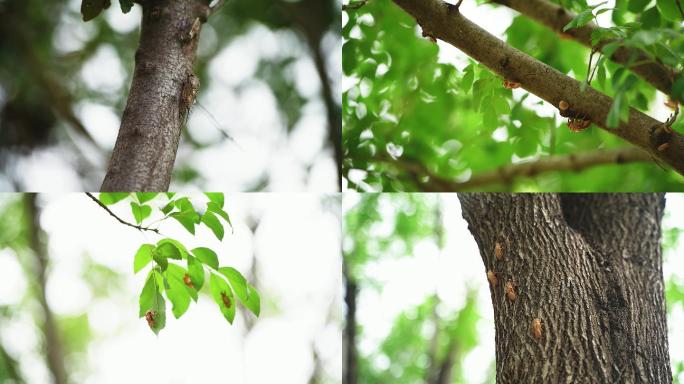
{"left": 25, "top": 195, "right": 68, "bottom": 384}
{"left": 459, "top": 194, "right": 671, "bottom": 383}
{"left": 101, "top": 0, "right": 210, "bottom": 191}
{"left": 343, "top": 264, "right": 358, "bottom": 384}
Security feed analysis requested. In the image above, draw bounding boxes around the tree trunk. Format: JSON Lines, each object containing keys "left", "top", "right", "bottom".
{"left": 101, "top": 0, "right": 210, "bottom": 191}
{"left": 343, "top": 263, "right": 358, "bottom": 384}
{"left": 458, "top": 193, "right": 671, "bottom": 383}
{"left": 25, "top": 194, "right": 68, "bottom": 384}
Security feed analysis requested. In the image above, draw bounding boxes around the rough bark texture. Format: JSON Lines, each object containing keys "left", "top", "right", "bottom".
{"left": 458, "top": 193, "right": 671, "bottom": 383}
{"left": 492, "top": 0, "right": 680, "bottom": 97}
{"left": 25, "top": 194, "right": 68, "bottom": 384}
{"left": 101, "top": 0, "right": 210, "bottom": 191}
{"left": 391, "top": 0, "right": 684, "bottom": 176}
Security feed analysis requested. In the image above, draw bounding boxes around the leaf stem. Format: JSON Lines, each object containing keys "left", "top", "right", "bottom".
{"left": 85, "top": 193, "right": 161, "bottom": 234}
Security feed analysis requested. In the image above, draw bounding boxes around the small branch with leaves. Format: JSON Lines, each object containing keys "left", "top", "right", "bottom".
{"left": 370, "top": 147, "right": 654, "bottom": 192}
{"left": 86, "top": 192, "right": 160, "bottom": 234}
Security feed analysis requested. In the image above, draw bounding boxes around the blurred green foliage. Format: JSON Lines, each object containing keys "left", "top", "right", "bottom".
{"left": 345, "top": 194, "right": 485, "bottom": 383}
{"left": 342, "top": 0, "right": 684, "bottom": 192}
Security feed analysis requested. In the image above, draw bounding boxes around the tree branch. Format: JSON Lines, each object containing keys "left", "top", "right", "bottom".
{"left": 375, "top": 147, "right": 654, "bottom": 191}
{"left": 101, "top": 0, "right": 208, "bottom": 191}
{"left": 85, "top": 193, "right": 160, "bottom": 234}
{"left": 343, "top": 1, "right": 368, "bottom": 11}
{"left": 490, "top": 0, "right": 680, "bottom": 97}
{"left": 390, "top": 0, "right": 684, "bottom": 176}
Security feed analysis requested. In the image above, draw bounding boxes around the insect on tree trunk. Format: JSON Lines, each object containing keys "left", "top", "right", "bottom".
{"left": 458, "top": 193, "right": 671, "bottom": 383}
{"left": 101, "top": 0, "right": 210, "bottom": 191}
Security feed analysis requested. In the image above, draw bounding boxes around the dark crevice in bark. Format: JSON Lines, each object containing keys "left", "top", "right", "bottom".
{"left": 458, "top": 193, "right": 671, "bottom": 383}
{"left": 101, "top": 0, "right": 210, "bottom": 191}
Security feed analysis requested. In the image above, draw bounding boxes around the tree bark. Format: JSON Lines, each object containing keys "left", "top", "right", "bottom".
{"left": 458, "top": 193, "right": 671, "bottom": 383}
{"left": 101, "top": 0, "right": 210, "bottom": 191}
{"left": 25, "top": 194, "right": 68, "bottom": 384}
{"left": 491, "top": 0, "right": 680, "bottom": 98}
{"left": 390, "top": 0, "right": 684, "bottom": 177}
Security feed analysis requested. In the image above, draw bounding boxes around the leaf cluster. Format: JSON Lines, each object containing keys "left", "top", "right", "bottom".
{"left": 97, "top": 192, "right": 258, "bottom": 335}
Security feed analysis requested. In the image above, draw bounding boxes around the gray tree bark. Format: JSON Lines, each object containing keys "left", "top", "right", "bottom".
{"left": 458, "top": 193, "right": 671, "bottom": 383}
{"left": 101, "top": 0, "right": 210, "bottom": 191}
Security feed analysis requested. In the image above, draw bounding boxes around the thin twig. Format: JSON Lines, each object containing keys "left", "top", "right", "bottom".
{"left": 676, "top": 0, "right": 684, "bottom": 19}
{"left": 85, "top": 193, "right": 160, "bottom": 234}
{"left": 343, "top": 0, "right": 368, "bottom": 11}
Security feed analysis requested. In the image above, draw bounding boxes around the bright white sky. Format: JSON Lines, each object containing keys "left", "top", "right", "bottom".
{"left": 0, "top": 193, "right": 342, "bottom": 383}
{"left": 344, "top": 193, "right": 684, "bottom": 384}
{"left": 1, "top": 0, "right": 340, "bottom": 192}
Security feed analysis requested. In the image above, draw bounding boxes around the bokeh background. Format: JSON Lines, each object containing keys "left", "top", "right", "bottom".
{"left": 343, "top": 193, "right": 684, "bottom": 383}
{"left": 0, "top": 193, "right": 341, "bottom": 383}
{"left": 0, "top": 0, "right": 341, "bottom": 191}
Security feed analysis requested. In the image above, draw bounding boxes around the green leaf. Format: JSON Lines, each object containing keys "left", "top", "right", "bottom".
{"left": 191, "top": 247, "right": 219, "bottom": 270}
{"left": 628, "top": 0, "right": 650, "bottom": 13}
{"left": 166, "top": 264, "right": 198, "bottom": 302}
{"left": 156, "top": 238, "right": 188, "bottom": 259}
{"left": 207, "top": 202, "right": 232, "bottom": 227}
{"left": 601, "top": 42, "right": 621, "bottom": 59}
{"left": 342, "top": 40, "right": 358, "bottom": 76}
{"left": 656, "top": 0, "right": 681, "bottom": 21}
{"left": 81, "top": 0, "right": 111, "bottom": 21}
{"left": 170, "top": 211, "right": 198, "bottom": 234}
{"left": 205, "top": 193, "right": 224, "bottom": 208}
{"left": 244, "top": 284, "right": 261, "bottom": 317}
{"left": 461, "top": 65, "right": 474, "bottom": 92}
{"left": 165, "top": 274, "right": 191, "bottom": 319}
{"left": 607, "top": 93, "right": 623, "bottom": 128}
{"left": 119, "top": 0, "right": 134, "bottom": 13}
{"left": 219, "top": 267, "right": 248, "bottom": 303}
{"left": 136, "top": 193, "right": 157, "bottom": 203}
{"left": 161, "top": 201, "right": 176, "bottom": 215}
{"left": 201, "top": 211, "right": 224, "bottom": 240}
{"left": 156, "top": 242, "right": 182, "bottom": 260}
{"left": 210, "top": 274, "right": 235, "bottom": 324}
{"left": 187, "top": 255, "right": 205, "bottom": 293}
{"left": 133, "top": 244, "right": 154, "bottom": 273}
{"left": 130, "top": 202, "right": 152, "bottom": 225}
{"left": 672, "top": 76, "right": 684, "bottom": 104}
{"left": 139, "top": 270, "right": 166, "bottom": 334}
{"left": 563, "top": 10, "right": 594, "bottom": 32}
{"left": 98, "top": 192, "right": 129, "bottom": 205}
{"left": 153, "top": 251, "right": 169, "bottom": 271}
{"left": 641, "top": 6, "right": 661, "bottom": 28}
